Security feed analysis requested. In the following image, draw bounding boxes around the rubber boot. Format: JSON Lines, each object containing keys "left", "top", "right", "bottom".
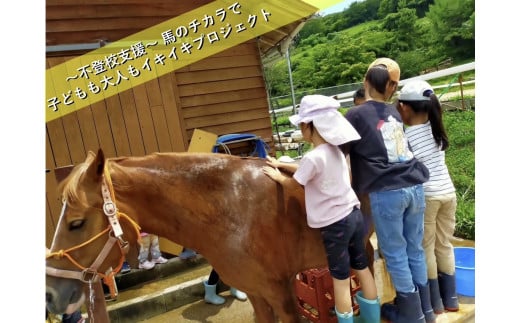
{"left": 203, "top": 280, "right": 225, "bottom": 305}
{"left": 335, "top": 307, "right": 354, "bottom": 323}
{"left": 355, "top": 291, "right": 380, "bottom": 323}
{"left": 438, "top": 272, "right": 459, "bottom": 311}
{"left": 230, "top": 287, "right": 248, "bottom": 301}
{"left": 418, "top": 283, "right": 436, "bottom": 323}
{"left": 429, "top": 279, "right": 445, "bottom": 314}
{"left": 179, "top": 248, "right": 197, "bottom": 260}
{"left": 381, "top": 287, "right": 426, "bottom": 323}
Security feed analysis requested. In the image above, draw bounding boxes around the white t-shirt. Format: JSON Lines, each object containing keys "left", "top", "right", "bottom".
{"left": 293, "top": 143, "right": 360, "bottom": 228}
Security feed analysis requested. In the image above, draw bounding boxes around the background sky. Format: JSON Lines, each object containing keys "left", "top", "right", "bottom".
{"left": 320, "top": 0, "right": 357, "bottom": 15}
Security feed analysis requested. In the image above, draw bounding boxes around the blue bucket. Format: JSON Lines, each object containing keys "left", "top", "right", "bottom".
{"left": 454, "top": 247, "right": 475, "bottom": 297}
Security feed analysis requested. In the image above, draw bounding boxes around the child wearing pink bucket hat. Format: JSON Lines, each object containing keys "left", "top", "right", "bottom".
{"left": 263, "top": 94, "right": 380, "bottom": 323}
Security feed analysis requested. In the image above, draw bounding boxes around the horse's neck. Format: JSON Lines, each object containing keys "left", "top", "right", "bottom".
{"left": 108, "top": 154, "right": 233, "bottom": 249}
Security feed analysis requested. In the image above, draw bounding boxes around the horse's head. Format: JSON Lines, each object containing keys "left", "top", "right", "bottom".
{"left": 46, "top": 149, "right": 140, "bottom": 314}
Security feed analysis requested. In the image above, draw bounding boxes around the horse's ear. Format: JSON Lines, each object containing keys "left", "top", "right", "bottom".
{"left": 85, "top": 149, "right": 106, "bottom": 179}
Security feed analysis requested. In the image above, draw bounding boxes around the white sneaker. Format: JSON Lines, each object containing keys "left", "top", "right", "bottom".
{"left": 138, "top": 260, "right": 155, "bottom": 270}
{"left": 152, "top": 256, "right": 168, "bottom": 264}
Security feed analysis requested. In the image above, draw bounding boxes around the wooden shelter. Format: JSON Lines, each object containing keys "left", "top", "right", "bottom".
{"left": 45, "top": 0, "right": 310, "bottom": 246}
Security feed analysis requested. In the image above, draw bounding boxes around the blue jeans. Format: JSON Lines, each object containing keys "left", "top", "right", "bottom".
{"left": 369, "top": 184, "right": 427, "bottom": 292}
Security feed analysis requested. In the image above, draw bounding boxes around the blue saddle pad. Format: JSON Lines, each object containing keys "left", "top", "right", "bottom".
{"left": 212, "top": 133, "right": 268, "bottom": 158}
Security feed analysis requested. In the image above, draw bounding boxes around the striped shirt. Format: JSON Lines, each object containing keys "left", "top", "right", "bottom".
{"left": 405, "top": 121, "right": 455, "bottom": 196}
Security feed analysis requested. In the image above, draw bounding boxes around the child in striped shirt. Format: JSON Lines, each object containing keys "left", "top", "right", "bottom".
{"left": 396, "top": 79, "right": 459, "bottom": 314}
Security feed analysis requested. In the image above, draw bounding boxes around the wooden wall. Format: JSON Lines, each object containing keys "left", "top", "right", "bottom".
{"left": 44, "top": 0, "right": 306, "bottom": 246}
{"left": 46, "top": 0, "right": 215, "bottom": 46}
{"left": 45, "top": 40, "right": 274, "bottom": 246}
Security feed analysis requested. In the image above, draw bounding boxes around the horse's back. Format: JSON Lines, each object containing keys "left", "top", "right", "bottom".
{"left": 200, "top": 155, "right": 326, "bottom": 282}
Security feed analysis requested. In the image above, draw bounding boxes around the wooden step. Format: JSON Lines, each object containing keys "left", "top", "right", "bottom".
{"left": 106, "top": 255, "right": 215, "bottom": 323}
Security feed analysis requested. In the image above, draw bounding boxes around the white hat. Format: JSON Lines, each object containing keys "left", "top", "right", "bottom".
{"left": 399, "top": 80, "right": 434, "bottom": 101}
{"left": 289, "top": 95, "right": 360, "bottom": 146}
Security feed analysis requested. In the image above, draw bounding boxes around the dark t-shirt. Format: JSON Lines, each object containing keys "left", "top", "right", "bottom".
{"left": 345, "top": 100, "right": 429, "bottom": 194}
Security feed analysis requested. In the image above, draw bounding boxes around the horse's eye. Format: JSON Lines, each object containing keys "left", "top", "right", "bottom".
{"left": 69, "top": 219, "right": 84, "bottom": 230}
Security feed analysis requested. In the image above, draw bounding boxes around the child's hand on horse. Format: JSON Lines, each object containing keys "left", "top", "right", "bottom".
{"left": 265, "top": 156, "right": 280, "bottom": 168}
{"left": 262, "top": 165, "right": 284, "bottom": 183}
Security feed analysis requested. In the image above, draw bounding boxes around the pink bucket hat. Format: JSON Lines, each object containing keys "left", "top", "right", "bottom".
{"left": 289, "top": 95, "right": 360, "bottom": 145}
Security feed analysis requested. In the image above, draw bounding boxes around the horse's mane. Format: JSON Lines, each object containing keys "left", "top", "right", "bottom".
{"left": 57, "top": 152, "right": 268, "bottom": 209}
{"left": 57, "top": 153, "right": 96, "bottom": 209}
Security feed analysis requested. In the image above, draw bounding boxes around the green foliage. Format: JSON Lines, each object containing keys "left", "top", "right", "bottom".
{"left": 337, "top": 0, "right": 381, "bottom": 29}
{"left": 426, "top": 0, "right": 475, "bottom": 59}
{"left": 297, "top": 34, "right": 328, "bottom": 52}
{"left": 299, "top": 0, "right": 381, "bottom": 36}
{"left": 395, "top": 50, "right": 430, "bottom": 77}
{"left": 263, "top": 60, "right": 290, "bottom": 97}
{"left": 404, "top": 0, "right": 435, "bottom": 18}
{"left": 292, "top": 34, "right": 374, "bottom": 88}
{"left": 296, "top": 18, "right": 327, "bottom": 42}
{"left": 378, "top": 0, "right": 399, "bottom": 18}
{"left": 265, "top": 0, "right": 475, "bottom": 97}
{"left": 383, "top": 7, "right": 418, "bottom": 55}
{"left": 443, "top": 109, "right": 475, "bottom": 239}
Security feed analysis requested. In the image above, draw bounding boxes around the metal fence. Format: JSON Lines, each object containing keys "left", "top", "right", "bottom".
{"left": 269, "top": 82, "right": 363, "bottom": 114}
{"left": 267, "top": 61, "right": 475, "bottom": 158}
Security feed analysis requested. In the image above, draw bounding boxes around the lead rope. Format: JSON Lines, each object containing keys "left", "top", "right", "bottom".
{"left": 88, "top": 279, "right": 95, "bottom": 323}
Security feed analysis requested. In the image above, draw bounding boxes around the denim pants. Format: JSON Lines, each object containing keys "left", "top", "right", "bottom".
{"left": 138, "top": 234, "right": 161, "bottom": 263}
{"left": 369, "top": 184, "right": 428, "bottom": 292}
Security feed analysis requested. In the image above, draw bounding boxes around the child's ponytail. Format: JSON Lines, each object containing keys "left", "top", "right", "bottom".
{"left": 427, "top": 93, "right": 449, "bottom": 150}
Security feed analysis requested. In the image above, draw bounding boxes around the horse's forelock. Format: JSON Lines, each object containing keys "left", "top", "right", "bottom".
{"left": 57, "top": 162, "right": 91, "bottom": 209}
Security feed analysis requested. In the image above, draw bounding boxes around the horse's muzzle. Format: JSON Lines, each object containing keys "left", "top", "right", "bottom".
{"left": 46, "top": 285, "right": 85, "bottom": 315}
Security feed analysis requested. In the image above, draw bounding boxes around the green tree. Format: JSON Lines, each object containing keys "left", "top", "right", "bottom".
{"left": 378, "top": 0, "right": 399, "bottom": 18}
{"left": 426, "top": 0, "right": 475, "bottom": 60}
{"left": 263, "top": 57, "right": 290, "bottom": 97}
{"left": 296, "top": 16, "right": 326, "bottom": 43}
{"left": 310, "top": 35, "right": 373, "bottom": 86}
{"left": 291, "top": 52, "right": 321, "bottom": 90}
{"left": 296, "top": 33, "right": 328, "bottom": 52}
{"left": 381, "top": 2, "right": 417, "bottom": 57}
{"left": 403, "top": 0, "right": 434, "bottom": 17}
{"left": 396, "top": 49, "right": 431, "bottom": 78}
{"left": 267, "top": 0, "right": 475, "bottom": 96}
{"left": 337, "top": 0, "right": 381, "bottom": 30}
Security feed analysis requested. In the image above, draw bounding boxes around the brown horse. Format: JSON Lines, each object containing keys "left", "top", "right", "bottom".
{"left": 47, "top": 148, "right": 335, "bottom": 322}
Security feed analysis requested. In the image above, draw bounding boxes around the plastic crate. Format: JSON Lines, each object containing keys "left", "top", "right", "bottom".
{"left": 294, "top": 267, "right": 361, "bottom": 323}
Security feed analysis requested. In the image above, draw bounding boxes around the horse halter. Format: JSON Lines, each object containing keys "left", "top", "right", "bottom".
{"left": 46, "top": 167, "right": 140, "bottom": 284}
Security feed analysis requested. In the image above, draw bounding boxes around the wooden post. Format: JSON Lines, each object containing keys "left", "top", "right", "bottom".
{"left": 458, "top": 74, "right": 466, "bottom": 110}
